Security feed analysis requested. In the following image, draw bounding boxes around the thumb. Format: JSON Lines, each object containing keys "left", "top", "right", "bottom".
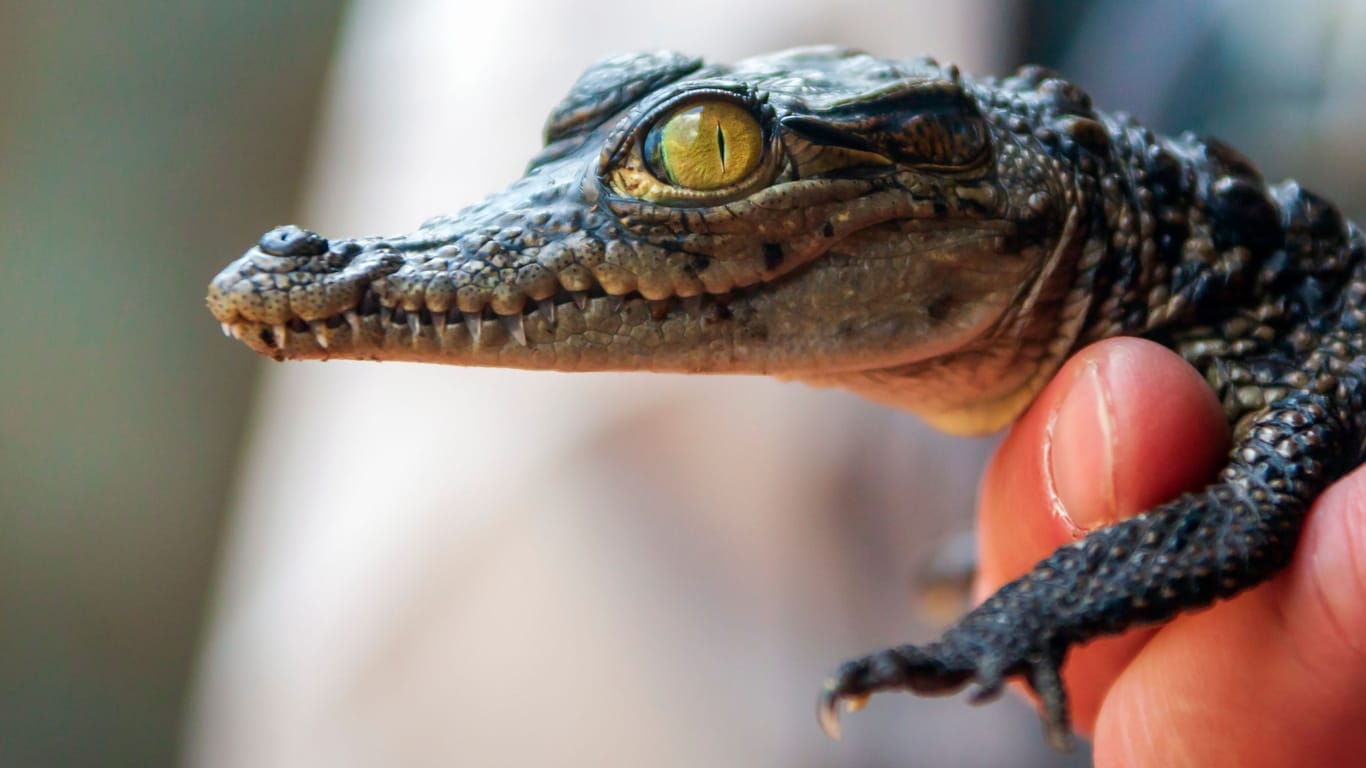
{"left": 975, "top": 337, "right": 1229, "bottom": 733}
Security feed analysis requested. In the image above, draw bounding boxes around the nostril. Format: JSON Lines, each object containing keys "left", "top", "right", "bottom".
{"left": 258, "top": 225, "right": 329, "bottom": 257}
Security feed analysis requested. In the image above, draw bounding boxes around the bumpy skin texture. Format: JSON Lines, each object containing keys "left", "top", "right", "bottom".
{"left": 207, "top": 48, "right": 1366, "bottom": 749}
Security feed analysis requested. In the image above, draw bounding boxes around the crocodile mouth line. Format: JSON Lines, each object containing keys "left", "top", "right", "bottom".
{"left": 219, "top": 280, "right": 758, "bottom": 356}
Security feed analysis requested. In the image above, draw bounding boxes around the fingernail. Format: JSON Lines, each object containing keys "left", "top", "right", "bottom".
{"left": 1047, "top": 360, "right": 1117, "bottom": 534}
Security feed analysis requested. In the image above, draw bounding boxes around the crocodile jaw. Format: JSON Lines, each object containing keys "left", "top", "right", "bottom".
{"left": 207, "top": 217, "right": 1031, "bottom": 379}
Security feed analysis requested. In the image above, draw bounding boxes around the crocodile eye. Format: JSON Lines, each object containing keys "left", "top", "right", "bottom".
{"left": 604, "top": 92, "right": 778, "bottom": 205}
{"left": 644, "top": 100, "right": 763, "bottom": 190}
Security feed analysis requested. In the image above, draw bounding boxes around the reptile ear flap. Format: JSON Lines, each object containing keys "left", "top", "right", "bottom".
{"left": 782, "top": 81, "right": 989, "bottom": 170}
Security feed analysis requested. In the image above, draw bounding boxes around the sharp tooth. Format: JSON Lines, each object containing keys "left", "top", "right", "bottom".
{"left": 273, "top": 325, "right": 288, "bottom": 349}
{"left": 607, "top": 295, "right": 623, "bottom": 313}
{"left": 537, "top": 299, "right": 556, "bottom": 327}
{"left": 220, "top": 322, "right": 232, "bottom": 337}
{"left": 229, "top": 323, "right": 244, "bottom": 339}
{"left": 407, "top": 312, "right": 421, "bottom": 344}
{"left": 432, "top": 311, "right": 448, "bottom": 343}
{"left": 571, "top": 291, "right": 588, "bottom": 310}
{"left": 311, "top": 322, "right": 329, "bottom": 349}
{"left": 502, "top": 314, "right": 527, "bottom": 346}
{"left": 682, "top": 296, "right": 702, "bottom": 314}
{"left": 344, "top": 311, "right": 361, "bottom": 336}
{"left": 464, "top": 313, "right": 482, "bottom": 345}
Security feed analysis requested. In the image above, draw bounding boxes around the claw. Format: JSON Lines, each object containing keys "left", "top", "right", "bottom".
{"left": 817, "top": 678, "right": 873, "bottom": 741}
{"left": 1045, "top": 721, "right": 1074, "bottom": 754}
{"left": 817, "top": 683, "right": 846, "bottom": 740}
{"left": 817, "top": 702, "right": 841, "bottom": 740}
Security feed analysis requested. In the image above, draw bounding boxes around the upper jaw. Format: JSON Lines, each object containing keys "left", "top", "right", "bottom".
{"left": 205, "top": 217, "right": 764, "bottom": 366}
{"left": 207, "top": 241, "right": 752, "bottom": 366}
{"left": 206, "top": 225, "right": 402, "bottom": 356}
{"left": 205, "top": 209, "right": 1028, "bottom": 381}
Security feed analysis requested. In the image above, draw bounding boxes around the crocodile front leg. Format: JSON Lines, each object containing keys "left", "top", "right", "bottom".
{"left": 819, "top": 362, "right": 1360, "bottom": 750}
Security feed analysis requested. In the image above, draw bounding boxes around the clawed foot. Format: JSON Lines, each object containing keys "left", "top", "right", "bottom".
{"left": 817, "top": 639, "right": 1073, "bottom": 752}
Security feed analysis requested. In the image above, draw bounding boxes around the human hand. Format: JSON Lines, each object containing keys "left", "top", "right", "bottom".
{"left": 977, "top": 337, "right": 1366, "bottom": 766}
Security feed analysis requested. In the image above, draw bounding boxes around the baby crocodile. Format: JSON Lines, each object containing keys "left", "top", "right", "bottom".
{"left": 207, "top": 47, "right": 1366, "bottom": 750}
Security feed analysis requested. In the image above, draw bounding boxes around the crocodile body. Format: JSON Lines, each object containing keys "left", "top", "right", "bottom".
{"left": 207, "top": 48, "right": 1366, "bottom": 749}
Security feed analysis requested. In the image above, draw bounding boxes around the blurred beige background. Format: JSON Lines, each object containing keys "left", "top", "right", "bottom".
{"left": 6, "top": 2, "right": 1366, "bottom": 766}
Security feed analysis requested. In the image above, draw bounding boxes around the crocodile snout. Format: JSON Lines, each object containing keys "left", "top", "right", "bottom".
{"left": 207, "top": 226, "right": 402, "bottom": 334}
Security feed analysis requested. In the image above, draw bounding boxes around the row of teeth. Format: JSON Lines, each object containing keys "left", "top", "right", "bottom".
{"left": 220, "top": 290, "right": 730, "bottom": 351}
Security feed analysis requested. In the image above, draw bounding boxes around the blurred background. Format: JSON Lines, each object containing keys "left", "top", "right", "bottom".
{"left": 3, "top": 1, "right": 1365, "bottom": 766}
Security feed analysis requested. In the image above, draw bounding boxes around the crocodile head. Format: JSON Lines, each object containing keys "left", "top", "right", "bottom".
{"left": 208, "top": 47, "right": 1096, "bottom": 433}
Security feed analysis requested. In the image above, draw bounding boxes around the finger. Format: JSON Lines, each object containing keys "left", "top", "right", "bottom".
{"left": 1094, "top": 462, "right": 1366, "bottom": 768}
{"left": 976, "top": 337, "right": 1229, "bottom": 732}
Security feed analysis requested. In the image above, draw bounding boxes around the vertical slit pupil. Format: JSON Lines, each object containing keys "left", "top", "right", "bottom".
{"left": 716, "top": 121, "right": 727, "bottom": 170}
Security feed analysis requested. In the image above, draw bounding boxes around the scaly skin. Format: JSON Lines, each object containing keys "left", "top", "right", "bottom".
{"left": 207, "top": 47, "right": 1366, "bottom": 750}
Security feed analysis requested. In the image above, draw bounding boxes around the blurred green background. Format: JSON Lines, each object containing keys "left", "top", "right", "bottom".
{"left": 3, "top": 1, "right": 1363, "bottom": 765}
{"left": 1, "top": 3, "right": 346, "bottom": 764}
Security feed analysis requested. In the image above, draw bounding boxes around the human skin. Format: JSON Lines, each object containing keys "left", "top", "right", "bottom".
{"left": 977, "top": 337, "right": 1366, "bottom": 766}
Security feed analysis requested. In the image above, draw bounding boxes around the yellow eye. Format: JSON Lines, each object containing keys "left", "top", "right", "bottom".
{"left": 644, "top": 100, "right": 763, "bottom": 190}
